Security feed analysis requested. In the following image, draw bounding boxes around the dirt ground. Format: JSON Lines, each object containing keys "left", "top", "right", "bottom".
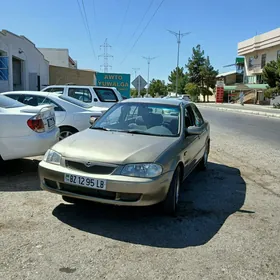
{"left": 1, "top": 113, "right": 280, "bottom": 280}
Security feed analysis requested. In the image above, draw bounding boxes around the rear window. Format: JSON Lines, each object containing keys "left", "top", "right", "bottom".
{"left": 94, "top": 88, "right": 118, "bottom": 102}
{"left": 43, "top": 87, "right": 64, "bottom": 94}
{"left": 0, "top": 95, "right": 25, "bottom": 108}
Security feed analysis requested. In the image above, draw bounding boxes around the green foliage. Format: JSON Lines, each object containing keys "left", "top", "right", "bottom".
{"left": 130, "top": 88, "right": 147, "bottom": 97}
{"left": 263, "top": 58, "right": 280, "bottom": 98}
{"left": 167, "top": 67, "right": 188, "bottom": 94}
{"left": 184, "top": 83, "right": 200, "bottom": 102}
{"left": 149, "top": 79, "right": 168, "bottom": 97}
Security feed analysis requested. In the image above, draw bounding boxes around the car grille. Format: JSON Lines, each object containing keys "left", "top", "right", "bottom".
{"left": 65, "top": 160, "right": 116, "bottom": 175}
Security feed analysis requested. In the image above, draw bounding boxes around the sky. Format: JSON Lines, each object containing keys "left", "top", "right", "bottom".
{"left": 1, "top": 0, "right": 280, "bottom": 84}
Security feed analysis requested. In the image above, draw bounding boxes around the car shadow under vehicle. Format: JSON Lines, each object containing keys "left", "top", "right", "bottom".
{"left": 52, "top": 162, "right": 246, "bottom": 248}
{"left": 0, "top": 158, "right": 41, "bottom": 192}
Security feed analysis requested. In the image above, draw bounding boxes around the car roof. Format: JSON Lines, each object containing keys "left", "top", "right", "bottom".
{"left": 43, "top": 85, "right": 118, "bottom": 90}
{"left": 121, "top": 97, "right": 191, "bottom": 106}
{"left": 4, "top": 91, "right": 60, "bottom": 98}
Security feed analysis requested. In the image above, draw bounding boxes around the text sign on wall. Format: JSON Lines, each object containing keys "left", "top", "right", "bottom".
{"left": 95, "top": 72, "right": 131, "bottom": 98}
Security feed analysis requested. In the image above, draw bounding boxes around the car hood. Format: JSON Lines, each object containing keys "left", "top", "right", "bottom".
{"left": 52, "top": 129, "right": 178, "bottom": 164}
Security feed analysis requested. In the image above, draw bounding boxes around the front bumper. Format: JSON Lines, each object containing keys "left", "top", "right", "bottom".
{"left": 39, "top": 161, "right": 174, "bottom": 206}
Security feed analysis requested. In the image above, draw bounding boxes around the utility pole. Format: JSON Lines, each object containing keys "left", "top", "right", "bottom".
{"left": 168, "top": 30, "right": 190, "bottom": 96}
{"left": 142, "top": 56, "right": 157, "bottom": 97}
{"left": 99, "top": 38, "right": 113, "bottom": 73}
{"left": 132, "top": 68, "right": 140, "bottom": 97}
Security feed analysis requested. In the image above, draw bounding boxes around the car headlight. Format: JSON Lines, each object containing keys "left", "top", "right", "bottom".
{"left": 43, "top": 149, "right": 62, "bottom": 165}
{"left": 121, "top": 163, "right": 163, "bottom": 178}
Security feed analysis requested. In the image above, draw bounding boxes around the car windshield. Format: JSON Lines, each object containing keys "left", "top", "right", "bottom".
{"left": 0, "top": 95, "right": 25, "bottom": 108}
{"left": 92, "top": 102, "right": 181, "bottom": 137}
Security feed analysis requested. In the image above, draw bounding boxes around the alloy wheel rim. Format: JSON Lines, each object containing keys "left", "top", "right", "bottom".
{"left": 59, "top": 131, "right": 73, "bottom": 140}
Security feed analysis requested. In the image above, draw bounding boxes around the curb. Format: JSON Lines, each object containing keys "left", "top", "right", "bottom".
{"left": 197, "top": 105, "right": 280, "bottom": 119}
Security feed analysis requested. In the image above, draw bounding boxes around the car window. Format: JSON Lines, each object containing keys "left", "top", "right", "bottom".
{"left": 43, "top": 87, "right": 64, "bottom": 94}
{"left": 0, "top": 95, "right": 25, "bottom": 108}
{"left": 93, "top": 102, "right": 181, "bottom": 137}
{"left": 5, "top": 94, "right": 22, "bottom": 101}
{"left": 68, "top": 88, "right": 92, "bottom": 103}
{"left": 37, "top": 96, "right": 65, "bottom": 111}
{"left": 94, "top": 88, "right": 118, "bottom": 102}
{"left": 190, "top": 104, "right": 204, "bottom": 127}
{"left": 21, "top": 95, "right": 39, "bottom": 106}
{"left": 185, "top": 106, "right": 195, "bottom": 128}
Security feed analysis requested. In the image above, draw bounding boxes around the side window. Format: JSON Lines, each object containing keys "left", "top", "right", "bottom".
{"left": 94, "top": 88, "right": 118, "bottom": 102}
{"left": 37, "top": 96, "right": 64, "bottom": 112}
{"left": 21, "top": 95, "right": 39, "bottom": 106}
{"left": 68, "top": 88, "right": 92, "bottom": 103}
{"left": 191, "top": 104, "right": 204, "bottom": 127}
{"left": 43, "top": 87, "right": 64, "bottom": 94}
{"left": 185, "top": 106, "right": 195, "bottom": 128}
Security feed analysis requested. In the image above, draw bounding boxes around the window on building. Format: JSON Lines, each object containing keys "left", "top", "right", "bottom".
{"left": 261, "top": 54, "right": 266, "bottom": 69}
{"left": 277, "top": 50, "right": 280, "bottom": 60}
{"left": 248, "top": 57, "right": 254, "bottom": 68}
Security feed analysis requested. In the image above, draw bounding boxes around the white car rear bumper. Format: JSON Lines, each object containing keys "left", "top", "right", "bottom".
{"left": 1, "top": 127, "right": 59, "bottom": 161}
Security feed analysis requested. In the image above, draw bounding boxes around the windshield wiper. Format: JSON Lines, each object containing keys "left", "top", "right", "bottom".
{"left": 126, "top": 130, "right": 154, "bottom": 135}
{"left": 91, "top": 127, "right": 111, "bottom": 131}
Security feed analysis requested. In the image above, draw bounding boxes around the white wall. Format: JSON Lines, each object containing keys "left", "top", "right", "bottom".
{"left": 38, "top": 48, "right": 69, "bottom": 68}
{"left": 0, "top": 30, "right": 49, "bottom": 92}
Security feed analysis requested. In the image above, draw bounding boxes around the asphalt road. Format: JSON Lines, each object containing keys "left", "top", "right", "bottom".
{"left": 200, "top": 107, "right": 280, "bottom": 148}
{"left": 1, "top": 110, "right": 280, "bottom": 280}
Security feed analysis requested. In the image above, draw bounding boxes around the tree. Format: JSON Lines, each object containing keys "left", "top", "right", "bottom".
{"left": 263, "top": 58, "right": 280, "bottom": 98}
{"left": 200, "top": 56, "right": 218, "bottom": 102}
{"left": 130, "top": 88, "right": 147, "bottom": 97}
{"left": 184, "top": 83, "right": 200, "bottom": 102}
{"left": 186, "top": 45, "right": 206, "bottom": 86}
{"left": 149, "top": 79, "right": 168, "bottom": 97}
{"left": 168, "top": 67, "right": 188, "bottom": 94}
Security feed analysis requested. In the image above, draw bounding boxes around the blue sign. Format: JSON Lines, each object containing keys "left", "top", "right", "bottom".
{"left": 95, "top": 72, "right": 131, "bottom": 98}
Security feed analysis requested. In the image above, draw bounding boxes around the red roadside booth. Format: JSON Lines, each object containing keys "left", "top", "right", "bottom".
{"left": 216, "top": 80, "right": 225, "bottom": 103}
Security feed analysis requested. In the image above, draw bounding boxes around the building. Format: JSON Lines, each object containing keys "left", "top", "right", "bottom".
{"left": 0, "top": 30, "right": 49, "bottom": 92}
{"left": 38, "top": 47, "right": 96, "bottom": 86}
{"left": 238, "top": 27, "right": 280, "bottom": 84}
{"left": 38, "top": 48, "right": 77, "bottom": 69}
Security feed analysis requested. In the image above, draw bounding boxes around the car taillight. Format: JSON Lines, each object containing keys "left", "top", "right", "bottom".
{"left": 27, "top": 116, "right": 45, "bottom": 133}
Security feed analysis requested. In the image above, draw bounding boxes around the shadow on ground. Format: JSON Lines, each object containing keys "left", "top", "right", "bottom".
{"left": 0, "top": 158, "right": 41, "bottom": 191}
{"left": 52, "top": 162, "right": 246, "bottom": 248}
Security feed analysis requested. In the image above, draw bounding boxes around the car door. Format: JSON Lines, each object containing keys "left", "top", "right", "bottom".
{"left": 182, "top": 105, "right": 200, "bottom": 177}
{"left": 190, "top": 103, "right": 208, "bottom": 163}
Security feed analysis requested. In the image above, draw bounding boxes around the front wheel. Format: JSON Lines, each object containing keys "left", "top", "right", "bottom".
{"left": 197, "top": 142, "right": 209, "bottom": 171}
{"left": 162, "top": 167, "right": 181, "bottom": 216}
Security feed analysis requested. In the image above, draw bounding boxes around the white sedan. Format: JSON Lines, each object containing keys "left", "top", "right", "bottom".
{"left": 2, "top": 91, "right": 108, "bottom": 140}
{"left": 0, "top": 95, "right": 59, "bottom": 161}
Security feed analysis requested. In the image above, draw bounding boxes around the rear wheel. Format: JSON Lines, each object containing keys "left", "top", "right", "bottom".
{"left": 59, "top": 127, "right": 78, "bottom": 140}
{"left": 162, "top": 167, "right": 181, "bottom": 216}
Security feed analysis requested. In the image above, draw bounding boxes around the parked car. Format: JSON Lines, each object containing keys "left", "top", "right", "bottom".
{"left": 1, "top": 91, "right": 107, "bottom": 140}
{"left": 39, "top": 98, "right": 210, "bottom": 215}
{"left": 41, "top": 85, "right": 123, "bottom": 109}
{"left": 0, "top": 95, "right": 59, "bottom": 161}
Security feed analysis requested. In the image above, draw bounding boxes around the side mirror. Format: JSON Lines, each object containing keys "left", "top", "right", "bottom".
{"left": 185, "top": 126, "right": 201, "bottom": 136}
{"left": 89, "top": 116, "right": 98, "bottom": 125}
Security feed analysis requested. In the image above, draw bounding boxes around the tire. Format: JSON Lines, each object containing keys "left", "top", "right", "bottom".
{"left": 197, "top": 142, "right": 209, "bottom": 171}
{"left": 62, "top": 195, "right": 83, "bottom": 204}
{"left": 59, "top": 127, "right": 78, "bottom": 141}
{"left": 162, "top": 167, "right": 181, "bottom": 216}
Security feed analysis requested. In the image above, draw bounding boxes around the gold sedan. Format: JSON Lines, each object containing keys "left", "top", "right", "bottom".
{"left": 39, "top": 98, "right": 210, "bottom": 215}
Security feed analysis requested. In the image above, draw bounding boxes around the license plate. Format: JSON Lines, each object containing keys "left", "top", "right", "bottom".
{"left": 47, "top": 117, "right": 55, "bottom": 128}
{"left": 64, "top": 174, "right": 106, "bottom": 190}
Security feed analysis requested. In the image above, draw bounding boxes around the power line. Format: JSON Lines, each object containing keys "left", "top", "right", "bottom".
{"left": 99, "top": 39, "right": 113, "bottom": 73}
{"left": 120, "top": 0, "right": 165, "bottom": 64}
{"left": 168, "top": 30, "right": 191, "bottom": 96}
{"left": 129, "top": 0, "right": 155, "bottom": 43}
{"left": 77, "top": 0, "right": 96, "bottom": 59}
{"left": 115, "top": 0, "right": 132, "bottom": 44}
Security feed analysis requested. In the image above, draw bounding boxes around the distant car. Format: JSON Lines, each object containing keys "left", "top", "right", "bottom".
{"left": 41, "top": 85, "right": 123, "bottom": 109}
{"left": 0, "top": 95, "right": 59, "bottom": 161}
{"left": 2, "top": 91, "right": 107, "bottom": 140}
{"left": 39, "top": 98, "right": 210, "bottom": 216}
